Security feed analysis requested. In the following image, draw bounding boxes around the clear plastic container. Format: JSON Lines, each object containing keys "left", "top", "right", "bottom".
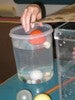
{"left": 9, "top": 24, "right": 54, "bottom": 94}
{"left": 54, "top": 22, "right": 75, "bottom": 100}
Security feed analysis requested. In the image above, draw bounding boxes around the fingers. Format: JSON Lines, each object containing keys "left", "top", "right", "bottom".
{"left": 37, "top": 13, "right": 43, "bottom": 26}
{"left": 30, "top": 8, "right": 41, "bottom": 29}
{"left": 21, "top": 7, "right": 33, "bottom": 32}
{"left": 21, "top": 4, "right": 42, "bottom": 32}
{"left": 21, "top": 8, "right": 27, "bottom": 31}
{"left": 30, "top": 12, "right": 38, "bottom": 29}
{"left": 24, "top": 8, "right": 33, "bottom": 32}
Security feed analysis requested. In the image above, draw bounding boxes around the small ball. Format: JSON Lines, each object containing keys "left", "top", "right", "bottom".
{"left": 16, "top": 90, "right": 32, "bottom": 100}
{"left": 30, "top": 70, "right": 43, "bottom": 81}
{"left": 29, "top": 29, "right": 46, "bottom": 45}
{"left": 34, "top": 94, "right": 51, "bottom": 100}
{"left": 27, "top": 80, "right": 32, "bottom": 84}
{"left": 43, "top": 41, "right": 51, "bottom": 49}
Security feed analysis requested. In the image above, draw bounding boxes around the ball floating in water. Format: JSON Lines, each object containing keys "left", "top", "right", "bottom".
{"left": 34, "top": 94, "right": 51, "bottom": 100}
{"left": 16, "top": 90, "right": 32, "bottom": 100}
{"left": 30, "top": 70, "right": 43, "bottom": 80}
{"left": 29, "top": 29, "right": 46, "bottom": 45}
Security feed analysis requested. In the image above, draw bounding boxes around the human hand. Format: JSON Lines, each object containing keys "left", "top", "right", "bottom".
{"left": 21, "top": 4, "right": 42, "bottom": 32}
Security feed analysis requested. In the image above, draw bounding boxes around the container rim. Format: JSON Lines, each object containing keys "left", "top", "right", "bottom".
{"left": 9, "top": 24, "right": 53, "bottom": 39}
{"left": 54, "top": 28, "right": 75, "bottom": 41}
{"left": 55, "top": 22, "right": 75, "bottom": 32}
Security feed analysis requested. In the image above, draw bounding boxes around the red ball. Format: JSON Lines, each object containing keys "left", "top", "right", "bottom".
{"left": 29, "top": 29, "right": 46, "bottom": 45}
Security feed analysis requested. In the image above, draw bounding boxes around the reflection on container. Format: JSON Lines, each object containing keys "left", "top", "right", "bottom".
{"left": 54, "top": 22, "right": 75, "bottom": 100}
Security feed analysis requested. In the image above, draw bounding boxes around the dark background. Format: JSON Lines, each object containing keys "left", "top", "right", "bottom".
{"left": 14, "top": 0, "right": 75, "bottom": 4}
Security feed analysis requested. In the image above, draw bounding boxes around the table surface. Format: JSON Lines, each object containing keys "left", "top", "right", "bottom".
{"left": 0, "top": 61, "right": 60, "bottom": 100}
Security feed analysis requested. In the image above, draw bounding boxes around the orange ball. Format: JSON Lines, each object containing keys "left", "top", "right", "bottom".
{"left": 29, "top": 29, "right": 46, "bottom": 45}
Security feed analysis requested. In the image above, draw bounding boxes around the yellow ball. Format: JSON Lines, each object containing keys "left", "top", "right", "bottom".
{"left": 34, "top": 94, "right": 51, "bottom": 100}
